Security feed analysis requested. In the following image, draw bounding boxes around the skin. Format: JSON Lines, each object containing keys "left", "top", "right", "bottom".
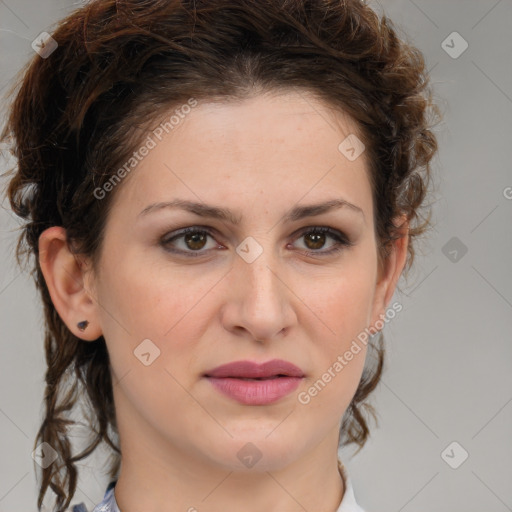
{"left": 39, "top": 90, "right": 408, "bottom": 512}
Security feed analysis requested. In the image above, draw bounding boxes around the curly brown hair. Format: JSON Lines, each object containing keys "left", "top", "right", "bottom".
{"left": 1, "top": 0, "right": 440, "bottom": 510}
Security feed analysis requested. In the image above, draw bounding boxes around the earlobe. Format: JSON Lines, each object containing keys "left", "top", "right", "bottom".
{"left": 38, "top": 226, "right": 102, "bottom": 341}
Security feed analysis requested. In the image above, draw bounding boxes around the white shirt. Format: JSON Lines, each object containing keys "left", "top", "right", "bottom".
{"left": 83, "top": 461, "right": 365, "bottom": 512}
{"left": 337, "top": 461, "right": 366, "bottom": 512}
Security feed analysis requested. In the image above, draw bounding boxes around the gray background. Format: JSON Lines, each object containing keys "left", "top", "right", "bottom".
{"left": 1, "top": 1, "right": 511, "bottom": 511}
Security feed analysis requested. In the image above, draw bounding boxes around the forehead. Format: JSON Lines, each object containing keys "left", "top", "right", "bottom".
{"left": 109, "top": 91, "right": 373, "bottom": 223}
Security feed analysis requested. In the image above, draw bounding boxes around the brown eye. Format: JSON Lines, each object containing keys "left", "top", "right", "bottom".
{"left": 183, "top": 231, "right": 208, "bottom": 251}
{"left": 293, "top": 226, "right": 353, "bottom": 256}
{"left": 161, "top": 225, "right": 352, "bottom": 258}
{"left": 303, "top": 231, "right": 327, "bottom": 250}
{"left": 161, "top": 227, "right": 219, "bottom": 256}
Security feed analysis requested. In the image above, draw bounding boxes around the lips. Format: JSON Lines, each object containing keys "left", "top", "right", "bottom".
{"left": 204, "top": 359, "right": 305, "bottom": 405}
{"left": 204, "top": 359, "right": 305, "bottom": 379}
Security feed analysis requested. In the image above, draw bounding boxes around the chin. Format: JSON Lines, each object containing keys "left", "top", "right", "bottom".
{"left": 202, "top": 434, "right": 304, "bottom": 473}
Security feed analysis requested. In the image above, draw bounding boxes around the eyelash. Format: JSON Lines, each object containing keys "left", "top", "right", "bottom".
{"left": 159, "top": 225, "right": 354, "bottom": 258}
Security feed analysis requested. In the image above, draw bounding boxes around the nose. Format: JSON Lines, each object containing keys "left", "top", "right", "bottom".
{"left": 220, "top": 244, "right": 297, "bottom": 343}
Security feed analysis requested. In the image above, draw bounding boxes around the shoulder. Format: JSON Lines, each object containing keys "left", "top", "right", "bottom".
{"left": 68, "top": 480, "right": 118, "bottom": 512}
{"left": 63, "top": 505, "right": 88, "bottom": 512}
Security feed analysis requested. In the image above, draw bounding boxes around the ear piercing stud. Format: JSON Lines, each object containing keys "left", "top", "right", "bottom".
{"left": 77, "top": 320, "right": 89, "bottom": 332}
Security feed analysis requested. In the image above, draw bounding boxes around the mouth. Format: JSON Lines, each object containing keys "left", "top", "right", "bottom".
{"left": 204, "top": 359, "right": 305, "bottom": 379}
{"left": 228, "top": 375, "right": 288, "bottom": 381}
{"left": 203, "top": 359, "right": 305, "bottom": 405}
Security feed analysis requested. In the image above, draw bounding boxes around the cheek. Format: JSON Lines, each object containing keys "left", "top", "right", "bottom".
{"left": 312, "top": 284, "right": 371, "bottom": 382}
{"left": 301, "top": 247, "right": 376, "bottom": 410}
{"left": 94, "top": 263, "right": 207, "bottom": 422}
{"left": 97, "top": 247, "right": 213, "bottom": 331}
{"left": 312, "top": 252, "right": 377, "bottom": 346}
{"left": 94, "top": 253, "right": 218, "bottom": 379}
{"left": 299, "top": 278, "right": 373, "bottom": 419}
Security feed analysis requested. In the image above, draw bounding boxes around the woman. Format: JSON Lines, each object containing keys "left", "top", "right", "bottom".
{"left": 1, "top": 0, "right": 440, "bottom": 510}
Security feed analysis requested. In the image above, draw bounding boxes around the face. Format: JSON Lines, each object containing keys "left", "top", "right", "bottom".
{"left": 82, "top": 90, "right": 399, "bottom": 472}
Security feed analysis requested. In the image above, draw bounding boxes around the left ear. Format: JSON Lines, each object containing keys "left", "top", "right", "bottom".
{"left": 369, "top": 215, "right": 409, "bottom": 330}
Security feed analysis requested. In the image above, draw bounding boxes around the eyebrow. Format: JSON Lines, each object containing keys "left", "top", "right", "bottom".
{"left": 137, "top": 198, "right": 365, "bottom": 224}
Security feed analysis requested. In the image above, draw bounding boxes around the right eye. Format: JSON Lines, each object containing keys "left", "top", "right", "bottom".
{"left": 160, "top": 226, "right": 223, "bottom": 257}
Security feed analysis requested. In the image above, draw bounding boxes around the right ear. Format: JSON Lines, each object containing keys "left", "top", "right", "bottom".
{"left": 38, "top": 226, "right": 103, "bottom": 341}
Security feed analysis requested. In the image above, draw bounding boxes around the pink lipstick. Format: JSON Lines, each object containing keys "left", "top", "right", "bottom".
{"left": 204, "top": 359, "right": 304, "bottom": 405}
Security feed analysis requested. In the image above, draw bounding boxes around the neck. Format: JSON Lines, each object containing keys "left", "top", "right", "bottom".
{"left": 113, "top": 434, "right": 345, "bottom": 512}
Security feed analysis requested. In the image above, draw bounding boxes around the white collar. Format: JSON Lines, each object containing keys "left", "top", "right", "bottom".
{"left": 336, "top": 460, "right": 366, "bottom": 512}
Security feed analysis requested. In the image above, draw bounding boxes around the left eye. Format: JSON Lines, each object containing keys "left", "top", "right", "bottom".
{"left": 160, "top": 226, "right": 352, "bottom": 257}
